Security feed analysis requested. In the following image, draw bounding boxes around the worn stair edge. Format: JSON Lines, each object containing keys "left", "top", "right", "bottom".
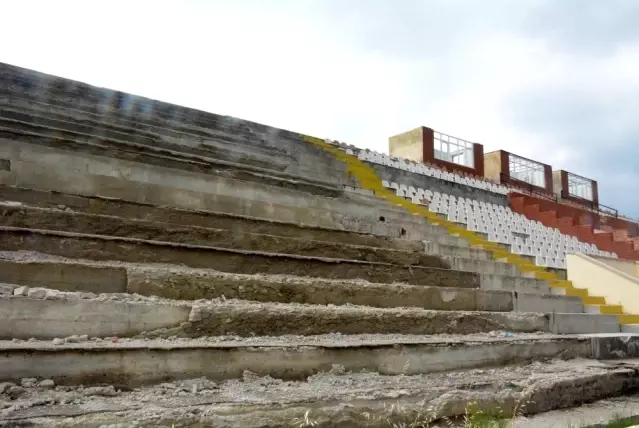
{"left": 0, "top": 203, "right": 529, "bottom": 276}
{"left": 0, "top": 257, "right": 585, "bottom": 315}
{"left": 0, "top": 184, "right": 425, "bottom": 250}
{"left": 0, "top": 335, "right": 614, "bottom": 387}
{"left": 3, "top": 359, "right": 639, "bottom": 427}
{"left": 0, "top": 203, "right": 450, "bottom": 268}
{"left": 0, "top": 226, "right": 480, "bottom": 288}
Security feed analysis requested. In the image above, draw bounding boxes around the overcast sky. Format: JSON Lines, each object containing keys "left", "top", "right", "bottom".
{"left": 1, "top": 0, "right": 638, "bottom": 217}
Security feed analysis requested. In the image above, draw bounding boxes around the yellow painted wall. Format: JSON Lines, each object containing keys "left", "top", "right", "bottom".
{"left": 389, "top": 128, "right": 424, "bottom": 163}
{"left": 567, "top": 253, "right": 639, "bottom": 313}
{"left": 594, "top": 256, "right": 639, "bottom": 278}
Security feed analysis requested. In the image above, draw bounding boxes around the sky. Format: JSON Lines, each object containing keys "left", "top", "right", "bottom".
{"left": 1, "top": 0, "right": 638, "bottom": 217}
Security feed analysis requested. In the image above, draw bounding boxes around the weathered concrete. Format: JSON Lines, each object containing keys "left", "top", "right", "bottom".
{"left": 0, "top": 283, "right": 17, "bottom": 295}
{"left": 0, "top": 336, "right": 596, "bottom": 386}
{"left": 550, "top": 313, "right": 621, "bottom": 334}
{"left": 479, "top": 273, "right": 550, "bottom": 294}
{"left": 4, "top": 359, "right": 639, "bottom": 427}
{"left": 0, "top": 203, "right": 449, "bottom": 267}
{"left": 443, "top": 255, "right": 523, "bottom": 276}
{"left": 0, "top": 259, "right": 127, "bottom": 294}
{"left": 0, "top": 184, "right": 424, "bottom": 250}
{"left": 515, "top": 292, "right": 584, "bottom": 313}
{"left": 0, "top": 227, "right": 480, "bottom": 288}
{"left": 0, "top": 139, "right": 435, "bottom": 236}
{"left": 591, "top": 334, "right": 639, "bottom": 359}
{"left": 127, "top": 266, "right": 508, "bottom": 311}
{"left": 0, "top": 105, "right": 352, "bottom": 190}
{"left": 0, "top": 76, "right": 356, "bottom": 188}
{"left": 0, "top": 297, "right": 190, "bottom": 340}
{"left": 183, "top": 302, "right": 548, "bottom": 336}
{"left": 424, "top": 240, "right": 492, "bottom": 260}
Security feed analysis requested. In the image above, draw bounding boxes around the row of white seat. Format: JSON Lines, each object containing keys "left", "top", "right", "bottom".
{"left": 365, "top": 152, "right": 510, "bottom": 195}
{"left": 329, "top": 139, "right": 637, "bottom": 224}
{"left": 383, "top": 181, "right": 617, "bottom": 268}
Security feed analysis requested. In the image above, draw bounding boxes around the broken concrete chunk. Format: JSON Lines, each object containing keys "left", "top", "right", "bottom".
{"left": 26, "top": 288, "right": 47, "bottom": 299}
{"left": 20, "top": 378, "right": 37, "bottom": 388}
{"left": 13, "top": 286, "right": 29, "bottom": 297}
{"left": 38, "top": 379, "right": 55, "bottom": 388}
{"left": 0, "top": 284, "right": 16, "bottom": 295}
{"left": 0, "top": 382, "right": 16, "bottom": 394}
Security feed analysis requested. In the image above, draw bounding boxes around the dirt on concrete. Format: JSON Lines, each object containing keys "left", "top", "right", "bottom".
{"left": 0, "top": 228, "right": 479, "bottom": 288}
{"left": 1, "top": 359, "right": 638, "bottom": 427}
{"left": 182, "top": 300, "right": 548, "bottom": 337}
{"left": 0, "top": 204, "right": 449, "bottom": 268}
{"left": 0, "top": 185, "right": 420, "bottom": 249}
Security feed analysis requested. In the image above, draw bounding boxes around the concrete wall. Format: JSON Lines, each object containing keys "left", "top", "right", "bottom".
{"left": 369, "top": 162, "right": 508, "bottom": 206}
{"left": 567, "top": 253, "right": 639, "bottom": 313}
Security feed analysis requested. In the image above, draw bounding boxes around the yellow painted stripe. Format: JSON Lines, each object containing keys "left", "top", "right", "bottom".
{"left": 300, "top": 134, "right": 634, "bottom": 318}
{"left": 619, "top": 314, "right": 639, "bottom": 324}
{"left": 563, "top": 288, "right": 589, "bottom": 297}
{"left": 582, "top": 296, "right": 606, "bottom": 305}
{"left": 597, "top": 304, "right": 624, "bottom": 315}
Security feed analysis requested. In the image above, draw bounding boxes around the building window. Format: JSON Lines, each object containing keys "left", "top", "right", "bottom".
{"left": 567, "top": 172, "right": 593, "bottom": 201}
{"left": 433, "top": 132, "right": 475, "bottom": 168}
{"left": 508, "top": 154, "right": 546, "bottom": 188}
{"left": 0, "top": 159, "right": 9, "bottom": 172}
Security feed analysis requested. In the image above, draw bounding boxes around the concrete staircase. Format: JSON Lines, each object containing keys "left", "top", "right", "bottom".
{"left": 1, "top": 62, "right": 639, "bottom": 426}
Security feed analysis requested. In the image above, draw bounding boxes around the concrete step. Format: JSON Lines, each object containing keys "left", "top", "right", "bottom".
{"left": 424, "top": 239, "right": 493, "bottom": 261}
{"left": 0, "top": 120, "right": 346, "bottom": 199}
{"left": 0, "top": 184, "right": 424, "bottom": 251}
{"left": 550, "top": 313, "right": 621, "bottom": 334}
{"left": 479, "top": 272, "right": 551, "bottom": 294}
{"left": 2, "top": 357, "right": 639, "bottom": 427}
{"left": 0, "top": 139, "right": 445, "bottom": 240}
{"left": 2, "top": 334, "right": 638, "bottom": 387}
{"left": 0, "top": 227, "right": 479, "bottom": 288}
{"left": 0, "top": 202, "right": 531, "bottom": 277}
{"left": 585, "top": 304, "right": 624, "bottom": 315}
{"left": 0, "top": 203, "right": 449, "bottom": 268}
{"left": 0, "top": 105, "right": 296, "bottom": 169}
{"left": 0, "top": 258, "right": 587, "bottom": 316}
{"left": 0, "top": 203, "right": 532, "bottom": 276}
{"left": 0, "top": 85, "right": 329, "bottom": 162}
{"left": 2, "top": 291, "right": 192, "bottom": 340}
{"left": 3, "top": 293, "right": 551, "bottom": 339}
{"left": 622, "top": 325, "right": 639, "bottom": 333}
{"left": 0, "top": 95, "right": 354, "bottom": 187}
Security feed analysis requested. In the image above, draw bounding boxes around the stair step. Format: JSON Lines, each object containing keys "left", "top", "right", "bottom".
{"left": 585, "top": 304, "right": 624, "bottom": 315}
{"left": 1, "top": 334, "right": 638, "bottom": 387}
{"left": 619, "top": 314, "right": 639, "bottom": 325}
{"left": 582, "top": 296, "right": 607, "bottom": 305}
{"left": 0, "top": 203, "right": 447, "bottom": 268}
{"left": 0, "top": 184, "right": 425, "bottom": 251}
{"left": 2, "top": 356, "right": 639, "bottom": 427}
{"left": 621, "top": 324, "right": 639, "bottom": 333}
{"left": 0, "top": 227, "right": 479, "bottom": 288}
{"left": 2, "top": 292, "right": 550, "bottom": 338}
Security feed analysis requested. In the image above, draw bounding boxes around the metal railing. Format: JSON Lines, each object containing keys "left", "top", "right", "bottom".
{"left": 500, "top": 173, "right": 557, "bottom": 202}
{"left": 560, "top": 190, "right": 618, "bottom": 218}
